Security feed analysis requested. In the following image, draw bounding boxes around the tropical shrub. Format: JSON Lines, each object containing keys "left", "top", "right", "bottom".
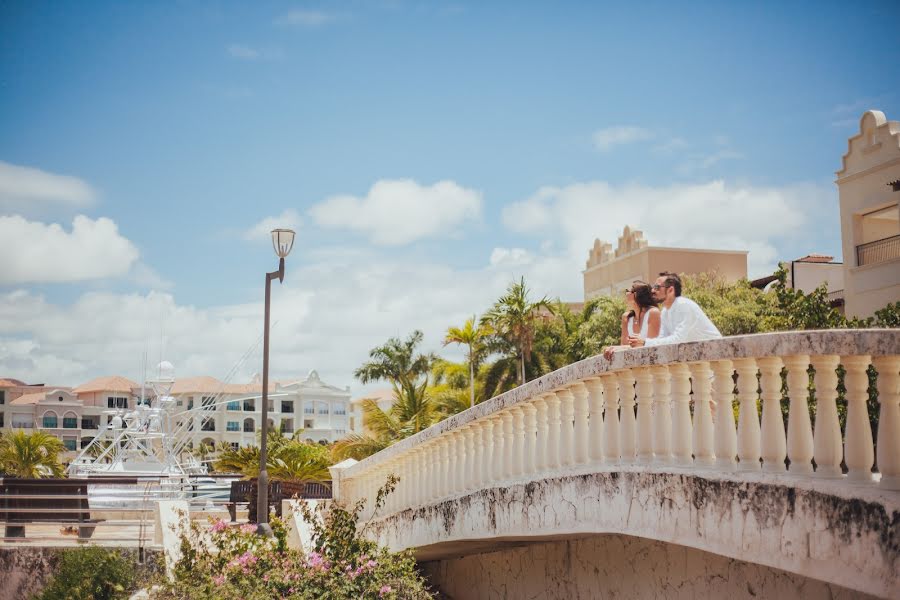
{"left": 150, "top": 476, "right": 434, "bottom": 599}
{"left": 0, "top": 430, "right": 66, "bottom": 478}
{"left": 35, "top": 547, "right": 139, "bottom": 600}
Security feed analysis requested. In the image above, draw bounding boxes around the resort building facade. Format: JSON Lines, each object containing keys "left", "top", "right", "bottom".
{"left": 836, "top": 110, "right": 900, "bottom": 319}
{"left": 583, "top": 225, "right": 748, "bottom": 299}
{"left": 0, "top": 369, "right": 352, "bottom": 454}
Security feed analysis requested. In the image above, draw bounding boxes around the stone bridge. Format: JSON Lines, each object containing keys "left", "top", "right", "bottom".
{"left": 330, "top": 330, "right": 900, "bottom": 599}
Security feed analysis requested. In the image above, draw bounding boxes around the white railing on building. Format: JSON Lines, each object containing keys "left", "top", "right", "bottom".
{"left": 331, "top": 330, "right": 900, "bottom": 517}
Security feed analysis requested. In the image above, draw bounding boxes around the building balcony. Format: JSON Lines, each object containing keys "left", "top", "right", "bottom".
{"left": 856, "top": 234, "right": 900, "bottom": 267}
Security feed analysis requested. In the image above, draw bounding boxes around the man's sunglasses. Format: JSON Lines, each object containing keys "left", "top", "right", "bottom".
{"left": 652, "top": 284, "right": 670, "bottom": 290}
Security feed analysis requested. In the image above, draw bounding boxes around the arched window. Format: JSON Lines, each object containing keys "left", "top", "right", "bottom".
{"left": 42, "top": 411, "right": 58, "bottom": 428}
{"left": 243, "top": 418, "right": 255, "bottom": 433}
{"left": 63, "top": 412, "right": 78, "bottom": 429}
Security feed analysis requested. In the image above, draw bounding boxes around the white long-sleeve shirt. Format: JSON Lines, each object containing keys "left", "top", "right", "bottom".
{"left": 644, "top": 296, "right": 721, "bottom": 347}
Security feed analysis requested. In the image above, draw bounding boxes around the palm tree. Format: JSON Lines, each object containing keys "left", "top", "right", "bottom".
{"left": 443, "top": 316, "right": 493, "bottom": 408}
{"left": 0, "top": 430, "right": 66, "bottom": 478}
{"left": 482, "top": 277, "right": 554, "bottom": 386}
{"left": 214, "top": 432, "right": 330, "bottom": 482}
{"left": 354, "top": 330, "right": 437, "bottom": 434}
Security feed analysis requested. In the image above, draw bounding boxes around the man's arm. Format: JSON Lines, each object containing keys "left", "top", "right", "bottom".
{"left": 642, "top": 302, "right": 701, "bottom": 347}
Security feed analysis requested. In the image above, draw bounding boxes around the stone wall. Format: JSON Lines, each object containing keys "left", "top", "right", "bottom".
{"left": 0, "top": 547, "right": 162, "bottom": 599}
{"left": 421, "top": 534, "right": 878, "bottom": 600}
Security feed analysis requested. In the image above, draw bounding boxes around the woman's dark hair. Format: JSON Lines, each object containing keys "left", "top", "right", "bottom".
{"left": 627, "top": 281, "right": 658, "bottom": 319}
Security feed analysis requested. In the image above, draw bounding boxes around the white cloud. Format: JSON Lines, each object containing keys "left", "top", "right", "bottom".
{"left": 490, "top": 247, "right": 534, "bottom": 268}
{"left": 243, "top": 209, "right": 303, "bottom": 241}
{"left": 309, "top": 179, "right": 482, "bottom": 245}
{"left": 0, "top": 161, "right": 95, "bottom": 213}
{"left": 502, "top": 180, "right": 821, "bottom": 277}
{"left": 274, "top": 10, "right": 340, "bottom": 26}
{"left": 0, "top": 244, "right": 578, "bottom": 391}
{"left": 676, "top": 149, "right": 743, "bottom": 175}
{"left": 227, "top": 44, "right": 283, "bottom": 61}
{"left": 0, "top": 215, "right": 139, "bottom": 284}
{"left": 592, "top": 126, "right": 654, "bottom": 152}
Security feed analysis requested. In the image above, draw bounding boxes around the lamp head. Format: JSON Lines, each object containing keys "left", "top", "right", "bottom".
{"left": 271, "top": 229, "right": 295, "bottom": 259}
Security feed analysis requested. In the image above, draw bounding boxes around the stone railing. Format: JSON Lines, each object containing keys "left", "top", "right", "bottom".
{"left": 332, "top": 330, "right": 900, "bottom": 517}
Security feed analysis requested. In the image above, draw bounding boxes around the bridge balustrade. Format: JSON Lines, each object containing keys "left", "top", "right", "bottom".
{"left": 331, "top": 330, "right": 900, "bottom": 517}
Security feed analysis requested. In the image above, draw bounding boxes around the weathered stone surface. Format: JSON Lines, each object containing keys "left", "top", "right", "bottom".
{"left": 0, "top": 547, "right": 161, "bottom": 599}
{"left": 421, "top": 533, "right": 878, "bottom": 600}
{"left": 342, "top": 329, "right": 900, "bottom": 478}
{"left": 363, "top": 471, "right": 899, "bottom": 599}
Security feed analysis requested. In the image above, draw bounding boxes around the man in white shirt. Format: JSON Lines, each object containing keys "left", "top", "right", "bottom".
{"left": 628, "top": 272, "right": 721, "bottom": 348}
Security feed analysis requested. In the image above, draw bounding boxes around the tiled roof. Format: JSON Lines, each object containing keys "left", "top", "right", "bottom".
{"left": 170, "top": 376, "right": 225, "bottom": 395}
{"left": 74, "top": 376, "right": 139, "bottom": 394}
{"left": 10, "top": 392, "right": 47, "bottom": 405}
{"left": 0, "top": 378, "right": 28, "bottom": 387}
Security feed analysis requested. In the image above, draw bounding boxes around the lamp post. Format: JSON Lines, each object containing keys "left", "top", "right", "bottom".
{"left": 257, "top": 227, "right": 295, "bottom": 536}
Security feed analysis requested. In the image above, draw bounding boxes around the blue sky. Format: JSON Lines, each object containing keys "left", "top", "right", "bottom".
{"left": 1, "top": 1, "right": 899, "bottom": 389}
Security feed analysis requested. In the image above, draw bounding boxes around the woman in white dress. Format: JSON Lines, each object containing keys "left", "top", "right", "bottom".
{"left": 603, "top": 281, "right": 661, "bottom": 359}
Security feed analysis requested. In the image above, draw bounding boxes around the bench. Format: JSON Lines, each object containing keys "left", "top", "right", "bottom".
{"left": 227, "top": 479, "right": 332, "bottom": 522}
{"left": 0, "top": 477, "right": 136, "bottom": 540}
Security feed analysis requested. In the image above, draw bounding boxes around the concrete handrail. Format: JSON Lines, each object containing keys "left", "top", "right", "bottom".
{"left": 332, "top": 329, "right": 900, "bottom": 515}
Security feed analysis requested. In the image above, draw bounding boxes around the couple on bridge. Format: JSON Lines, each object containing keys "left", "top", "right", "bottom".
{"left": 603, "top": 271, "right": 721, "bottom": 359}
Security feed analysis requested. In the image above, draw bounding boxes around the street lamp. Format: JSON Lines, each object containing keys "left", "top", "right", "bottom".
{"left": 257, "top": 227, "right": 295, "bottom": 536}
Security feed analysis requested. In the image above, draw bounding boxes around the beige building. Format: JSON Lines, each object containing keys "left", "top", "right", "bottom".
{"left": 836, "top": 110, "right": 900, "bottom": 319}
{"left": 583, "top": 226, "right": 748, "bottom": 299}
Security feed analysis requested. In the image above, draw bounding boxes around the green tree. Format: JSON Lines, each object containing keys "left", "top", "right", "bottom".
{"left": 0, "top": 430, "right": 66, "bottom": 478}
{"left": 482, "top": 277, "right": 554, "bottom": 386}
{"left": 214, "top": 431, "right": 330, "bottom": 482}
{"left": 443, "top": 316, "right": 493, "bottom": 408}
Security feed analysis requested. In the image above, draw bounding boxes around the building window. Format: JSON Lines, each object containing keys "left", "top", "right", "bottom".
{"left": 0, "top": 413, "right": 4, "bottom": 427}
{"left": 243, "top": 400, "right": 255, "bottom": 412}
{"left": 334, "top": 406, "right": 346, "bottom": 415}
{"left": 81, "top": 418, "right": 98, "bottom": 430}
{"left": 243, "top": 418, "right": 255, "bottom": 433}
{"left": 227, "top": 401, "right": 240, "bottom": 411}
{"left": 200, "top": 418, "right": 215, "bottom": 432}
{"left": 303, "top": 405, "right": 314, "bottom": 415}
{"left": 318, "top": 406, "right": 329, "bottom": 415}
{"left": 0, "top": 391, "right": 5, "bottom": 405}
{"left": 281, "top": 402, "right": 294, "bottom": 413}
{"left": 230, "top": 442, "right": 240, "bottom": 451}
{"left": 227, "top": 421, "right": 240, "bottom": 432}
{"left": 63, "top": 417, "right": 78, "bottom": 429}
{"left": 107, "top": 397, "right": 128, "bottom": 409}
{"left": 42, "top": 413, "right": 58, "bottom": 428}
{"left": 62, "top": 438, "right": 77, "bottom": 451}
{"left": 201, "top": 396, "right": 216, "bottom": 410}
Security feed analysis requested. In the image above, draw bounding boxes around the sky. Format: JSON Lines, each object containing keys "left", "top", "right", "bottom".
{"left": 1, "top": 1, "right": 899, "bottom": 393}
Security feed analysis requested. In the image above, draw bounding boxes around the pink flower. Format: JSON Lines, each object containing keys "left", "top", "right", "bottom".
{"left": 367, "top": 559, "right": 378, "bottom": 568}
{"left": 210, "top": 519, "right": 227, "bottom": 533}
{"left": 212, "top": 575, "right": 226, "bottom": 586}
{"left": 240, "top": 523, "right": 257, "bottom": 534}
{"left": 379, "top": 585, "right": 393, "bottom": 596}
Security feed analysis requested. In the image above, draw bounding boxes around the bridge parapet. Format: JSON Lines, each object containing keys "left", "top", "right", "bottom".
{"left": 333, "top": 330, "right": 899, "bottom": 515}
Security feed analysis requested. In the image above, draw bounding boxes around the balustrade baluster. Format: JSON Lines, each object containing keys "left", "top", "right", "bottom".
{"left": 873, "top": 356, "right": 900, "bottom": 489}
{"left": 481, "top": 419, "right": 494, "bottom": 489}
{"left": 758, "top": 357, "right": 786, "bottom": 473}
{"left": 510, "top": 407, "right": 525, "bottom": 478}
{"left": 492, "top": 414, "right": 506, "bottom": 482}
{"left": 533, "top": 397, "right": 549, "bottom": 472}
{"left": 690, "top": 361, "right": 715, "bottom": 466}
{"left": 785, "top": 354, "right": 814, "bottom": 475}
{"left": 601, "top": 374, "right": 620, "bottom": 463}
{"left": 651, "top": 366, "right": 672, "bottom": 464}
{"left": 670, "top": 363, "right": 693, "bottom": 465}
{"left": 455, "top": 430, "right": 468, "bottom": 493}
{"left": 463, "top": 426, "right": 475, "bottom": 493}
{"left": 843, "top": 355, "right": 874, "bottom": 483}
{"left": 571, "top": 383, "right": 590, "bottom": 465}
{"left": 523, "top": 403, "right": 538, "bottom": 474}
{"left": 439, "top": 438, "right": 451, "bottom": 498}
{"left": 545, "top": 393, "right": 562, "bottom": 471}
{"left": 634, "top": 367, "right": 655, "bottom": 463}
{"left": 471, "top": 421, "right": 484, "bottom": 491}
{"left": 501, "top": 411, "right": 514, "bottom": 480}
{"left": 557, "top": 389, "right": 576, "bottom": 467}
{"left": 712, "top": 360, "right": 737, "bottom": 468}
{"left": 585, "top": 379, "right": 605, "bottom": 465}
{"left": 617, "top": 370, "right": 637, "bottom": 463}
{"left": 401, "top": 453, "right": 411, "bottom": 510}
{"left": 734, "top": 358, "right": 761, "bottom": 470}
{"left": 811, "top": 355, "right": 842, "bottom": 478}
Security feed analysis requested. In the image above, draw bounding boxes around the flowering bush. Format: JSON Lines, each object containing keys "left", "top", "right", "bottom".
{"left": 151, "top": 475, "right": 434, "bottom": 599}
